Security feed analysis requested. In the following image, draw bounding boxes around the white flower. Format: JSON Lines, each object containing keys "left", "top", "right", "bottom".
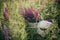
{"left": 37, "top": 20, "right": 52, "bottom": 29}
{"left": 37, "top": 20, "right": 52, "bottom": 37}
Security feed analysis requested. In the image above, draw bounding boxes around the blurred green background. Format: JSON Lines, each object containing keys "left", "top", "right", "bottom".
{"left": 0, "top": 0, "right": 60, "bottom": 40}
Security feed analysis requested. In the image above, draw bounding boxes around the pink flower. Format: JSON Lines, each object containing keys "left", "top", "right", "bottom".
{"left": 32, "top": 8, "right": 39, "bottom": 20}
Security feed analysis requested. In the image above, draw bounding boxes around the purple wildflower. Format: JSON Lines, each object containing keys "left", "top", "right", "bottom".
{"left": 4, "top": 7, "right": 9, "bottom": 20}
{"left": 0, "top": 21, "right": 2, "bottom": 30}
{"left": 3, "top": 25, "right": 9, "bottom": 40}
{"left": 20, "top": 7, "right": 39, "bottom": 22}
